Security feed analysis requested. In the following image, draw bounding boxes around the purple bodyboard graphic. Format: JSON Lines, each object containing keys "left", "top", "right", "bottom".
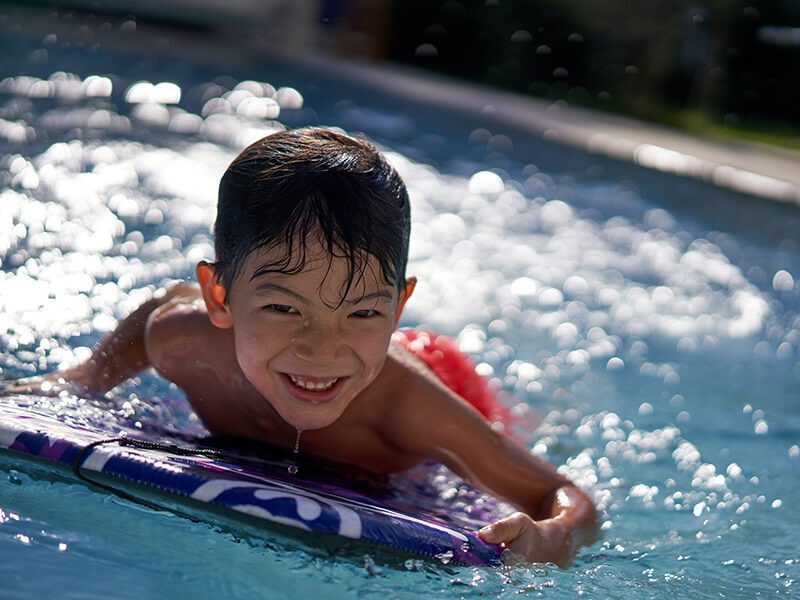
{"left": 0, "top": 398, "right": 502, "bottom": 566}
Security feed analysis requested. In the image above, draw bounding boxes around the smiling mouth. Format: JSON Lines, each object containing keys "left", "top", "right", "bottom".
{"left": 287, "top": 374, "right": 339, "bottom": 391}
{"left": 280, "top": 372, "right": 348, "bottom": 404}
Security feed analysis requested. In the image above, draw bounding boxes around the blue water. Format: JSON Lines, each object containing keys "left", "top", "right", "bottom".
{"left": 1, "top": 7, "right": 799, "bottom": 599}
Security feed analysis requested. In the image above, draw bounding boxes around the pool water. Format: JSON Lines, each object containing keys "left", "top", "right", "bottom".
{"left": 1, "top": 9, "right": 799, "bottom": 599}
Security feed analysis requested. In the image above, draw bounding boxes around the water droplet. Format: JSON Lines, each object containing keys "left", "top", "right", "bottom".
{"left": 403, "top": 558, "right": 423, "bottom": 571}
{"left": 8, "top": 470, "right": 21, "bottom": 485}
{"left": 772, "top": 270, "right": 794, "bottom": 292}
{"left": 363, "top": 554, "right": 382, "bottom": 576}
{"left": 287, "top": 464, "right": 299, "bottom": 475}
{"left": 293, "top": 429, "right": 303, "bottom": 455}
{"left": 436, "top": 550, "right": 454, "bottom": 565}
{"left": 414, "top": 43, "right": 438, "bottom": 57}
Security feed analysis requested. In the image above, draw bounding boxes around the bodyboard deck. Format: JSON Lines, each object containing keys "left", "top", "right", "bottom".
{"left": 0, "top": 397, "right": 502, "bottom": 566}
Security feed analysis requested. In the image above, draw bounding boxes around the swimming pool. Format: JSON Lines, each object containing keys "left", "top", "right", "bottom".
{"left": 1, "top": 8, "right": 798, "bottom": 599}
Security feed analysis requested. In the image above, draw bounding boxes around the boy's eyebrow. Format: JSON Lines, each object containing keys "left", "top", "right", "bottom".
{"left": 251, "top": 280, "right": 308, "bottom": 303}
{"left": 342, "top": 289, "right": 395, "bottom": 305}
{"left": 250, "top": 274, "right": 394, "bottom": 305}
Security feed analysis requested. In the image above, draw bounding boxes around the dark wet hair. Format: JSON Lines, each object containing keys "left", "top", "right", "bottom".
{"left": 213, "top": 127, "right": 410, "bottom": 302}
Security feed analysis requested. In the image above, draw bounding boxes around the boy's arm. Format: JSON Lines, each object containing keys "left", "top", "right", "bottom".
{"left": 381, "top": 367, "right": 598, "bottom": 567}
{"left": 5, "top": 283, "right": 197, "bottom": 395}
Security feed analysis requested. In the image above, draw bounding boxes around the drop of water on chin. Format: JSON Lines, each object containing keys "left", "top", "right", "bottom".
{"left": 293, "top": 429, "right": 303, "bottom": 455}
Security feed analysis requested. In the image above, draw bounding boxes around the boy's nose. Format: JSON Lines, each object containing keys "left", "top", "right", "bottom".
{"left": 293, "top": 319, "right": 345, "bottom": 364}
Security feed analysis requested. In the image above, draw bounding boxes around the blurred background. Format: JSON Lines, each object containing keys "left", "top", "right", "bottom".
{"left": 1, "top": 2, "right": 799, "bottom": 597}
{"left": 388, "top": 0, "right": 800, "bottom": 150}
{"left": 11, "top": 0, "right": 800, "bottom": 151}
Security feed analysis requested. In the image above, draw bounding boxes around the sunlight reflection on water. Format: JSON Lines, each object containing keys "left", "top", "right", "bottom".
{"left": 0, "top": 28, "right": 798, "bottom": 598}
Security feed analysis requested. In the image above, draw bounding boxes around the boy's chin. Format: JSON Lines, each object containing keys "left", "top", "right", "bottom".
{"left": 275, "top": 404, "right": 346, "bottom": 432}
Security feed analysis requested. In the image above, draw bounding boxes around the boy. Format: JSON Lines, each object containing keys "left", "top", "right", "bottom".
{"left": 8, "top": 128, "right": 597, "bottom": 566}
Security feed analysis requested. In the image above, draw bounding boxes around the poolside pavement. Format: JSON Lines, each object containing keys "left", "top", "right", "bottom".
{"left": 292, "top": 53, "right": 800, "bottom": 207}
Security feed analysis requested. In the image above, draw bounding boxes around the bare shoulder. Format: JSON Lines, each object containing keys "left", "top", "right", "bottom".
{"left": 372, "top": 343, "right": 495, "bottom": 455}
{"left": 145, "top": 284, "right": 212, "bottom": 350}
{"left": 374, "top": 344, "right": 562, "bottom": 508}
{"left": 144, "top": 283, "right": 236, "bottom": 386}
{"left": 143, "top": 283, "right": 255, "bottom": 434}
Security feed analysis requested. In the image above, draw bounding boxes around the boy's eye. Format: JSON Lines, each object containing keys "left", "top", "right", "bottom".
{"left": 351, "top": 309, "right": 378, "bottom": 319}
{"left": 265, "top": 304, "right": 298, "bottom": 314}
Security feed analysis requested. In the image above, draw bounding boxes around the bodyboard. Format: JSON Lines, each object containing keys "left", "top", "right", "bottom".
{"left": 0, "top": 397, "right": 502, "bottom": 566}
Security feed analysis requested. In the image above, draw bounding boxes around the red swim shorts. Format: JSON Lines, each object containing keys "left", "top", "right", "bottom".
{"left": 391, "top": 328, "right": 512, "bottom": 429}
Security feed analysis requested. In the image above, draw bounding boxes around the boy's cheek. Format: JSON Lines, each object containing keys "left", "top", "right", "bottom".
{"left": 232, "top": 336, "right": 265, "bottom": 373}
{"left": 361, "top": 338, "right": 394, "bottom": 380}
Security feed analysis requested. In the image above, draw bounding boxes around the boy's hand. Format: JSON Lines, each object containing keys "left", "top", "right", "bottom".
{"left": 478, "top": 512, "right": 573, "bottom": 568}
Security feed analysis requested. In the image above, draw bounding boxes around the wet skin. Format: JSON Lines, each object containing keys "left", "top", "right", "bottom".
{"left": 148, "top": 243, "right": 420, "bottom": 472}
{"left": 6, "top": 240, "right": 598, "bottom": 566}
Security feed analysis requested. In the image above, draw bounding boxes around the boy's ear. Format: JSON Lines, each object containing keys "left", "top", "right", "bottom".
{"left": 196, "top": 261, "right": 233, "bottom": 329}
{"left": 393, "top": 276, "right": 416, "bottom": 327}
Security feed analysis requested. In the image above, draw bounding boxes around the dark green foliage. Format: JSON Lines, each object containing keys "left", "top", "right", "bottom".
{"left": 386, "top": 0, "right": 800, "bottom": 129}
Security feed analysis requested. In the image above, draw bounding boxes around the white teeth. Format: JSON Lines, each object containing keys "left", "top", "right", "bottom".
{"left": 288, "top": 375, "right": 338, "bottom": 391}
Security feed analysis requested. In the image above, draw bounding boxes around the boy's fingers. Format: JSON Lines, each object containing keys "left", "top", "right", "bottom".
{"left": 477, "top": 512, "right": 532, "bottom": 544}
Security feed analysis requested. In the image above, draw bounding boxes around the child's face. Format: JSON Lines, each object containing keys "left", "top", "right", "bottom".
{"left": 198, "top": 237, "right": 413, "bottom": 432}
